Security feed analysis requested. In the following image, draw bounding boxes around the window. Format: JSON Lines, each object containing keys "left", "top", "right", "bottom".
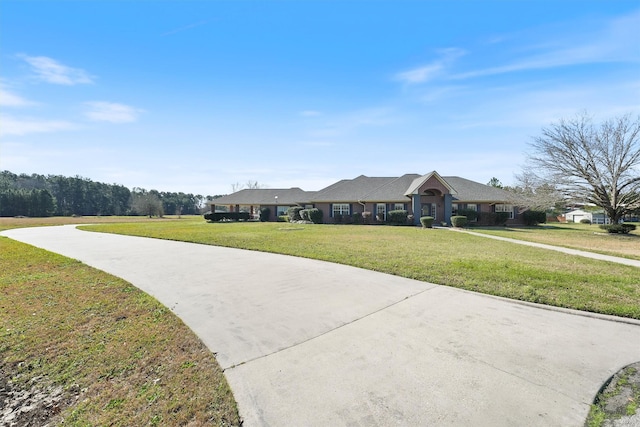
{"left": 466, "top": 204, "right": 477, "bottom": 211}
{"left": 495, "top": 204, "right": 514, "bottom": 219}
{"left": 394, "top": 203, "right": 405, "bottom": 211}
{"left": 376, "top": 203, "right": 386, "bottom": 221}
{"left": 332, "top": 203, "right": 350, "bottom": 217}
{"left": 276, "top": 206, "right": 290, "bottom": 216}
{"left": 452, "top": 203, "right": 458, "bottom": 216}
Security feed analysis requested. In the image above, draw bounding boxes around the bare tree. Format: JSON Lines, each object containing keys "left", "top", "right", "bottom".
{"left": 527, "top": 113, "right": 640, "bottom": 223}
{"left": 506, "top": 171, "right": 564, "bottom": 212}
{"left": 231, "top": 180, "right": 264, "bottom": 192}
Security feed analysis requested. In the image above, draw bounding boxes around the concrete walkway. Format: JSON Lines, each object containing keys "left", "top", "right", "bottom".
{"left": 2, "top": 225, "right": 639, "bottom": 426}
{"left": 449, "top": 228, "right": 640, "bottom": 268}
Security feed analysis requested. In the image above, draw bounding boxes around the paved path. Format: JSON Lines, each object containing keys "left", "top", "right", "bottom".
{"left": 3, "top": 225, "right": 640, "bottom": 426}
{"left": 450, "top": 228, "right": 640, "bottom": 268}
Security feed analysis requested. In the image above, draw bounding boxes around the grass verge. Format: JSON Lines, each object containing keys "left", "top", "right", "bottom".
{"left": 0, "top": 236, "right": 240, "bottom": 426}
{"left": 80, "top": 220, "right": 640, "bottom": 319}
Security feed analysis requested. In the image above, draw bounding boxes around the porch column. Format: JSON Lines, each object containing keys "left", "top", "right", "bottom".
{"left": 444, "top": 194, "right": 452, "bottom": 225}
{"left": 412, "top": 194, "right": 421, "bottom": 225}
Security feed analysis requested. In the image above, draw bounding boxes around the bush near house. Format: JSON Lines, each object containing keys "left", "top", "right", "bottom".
{"left": 580, "top": 218, "right": 592, "bottom": 224}
{"left": 299, "top": 208, "right": 323, "bottom": 224}
{"left": 309, "top": 208, "right": 323, "bottom": 224}
{"left": 287, "top": 206, "right": 303, "bottom": 221}
{"left": 600, "top": 223, "right": 637, "bottom": 234}
{"left": 477, "top": 212, "right": 510, "bottom": 226}
{"left": 451, "top": 216, "right": 468, "bottom": 227}
{"left": 523, "top": 210, "right": 547, "bottom": 226}
{"left": 204, "top": 212, "right": 250, "bottom": 222}
{"left": 387, "top": 210, "right": 408, "bottom": 225}
{"left": 458, "top": 208, "right": 478, "bottom": 222}
{"left": 362, "top": 211, "right": 372, "bottom": 224}
{"left": 352, "top": 212, "right": 363, "bottom": 224}
{"left": 420, "top": 216, "right": 434, "bottom": 228}
{"left": 259, "top": 207, "right": 270, "bottom": 222}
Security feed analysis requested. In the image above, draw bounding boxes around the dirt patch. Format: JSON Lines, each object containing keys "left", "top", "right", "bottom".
{"left": 1, "top": 368, "right": 81, "bottom": 427}
{"left": 587, "top": 362, "right": 640, "bottom": 427}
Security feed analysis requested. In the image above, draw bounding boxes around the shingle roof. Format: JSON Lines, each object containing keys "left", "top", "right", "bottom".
{"left": 211, "top": 174, "right": 514, "bottom": 207}
{"left": 212, "top": 188, "right": 313, "bottom": 206}
{"left": 444, "top": 176, "right": 511, "bottom": 202}
{"left": 309, "top": 175, "right": 403, "bottom": 202}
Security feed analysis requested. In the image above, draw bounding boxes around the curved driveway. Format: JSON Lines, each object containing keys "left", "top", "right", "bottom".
{"left": 3, "top": 225, "right": 639, "bottom": 426}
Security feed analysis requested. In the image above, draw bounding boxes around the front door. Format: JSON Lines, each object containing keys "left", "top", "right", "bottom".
{"left": 421, "top": 203, "right": 437, "bottom": 219}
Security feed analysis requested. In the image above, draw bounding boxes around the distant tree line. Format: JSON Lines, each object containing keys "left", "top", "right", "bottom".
{"left": 0, "top": 171, "right": 222, "bottom": 217}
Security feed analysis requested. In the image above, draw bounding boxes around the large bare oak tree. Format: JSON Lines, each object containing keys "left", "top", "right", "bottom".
{"left": 528, "top": 113, "right": 640, "bottom": 223}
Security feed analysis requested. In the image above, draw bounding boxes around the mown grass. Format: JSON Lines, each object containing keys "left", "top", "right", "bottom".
{"left": 468, "top": 222, "right": 640, "bottom": 261}
{"left": 81, "top": 220, "right": 640, "bottom": 319}
{"left": 0, "top": 235, "right": 240, "bottom": 426}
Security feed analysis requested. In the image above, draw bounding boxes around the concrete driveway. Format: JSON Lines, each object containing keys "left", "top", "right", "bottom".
{"left": 2, "top": 225, "right": 639, "bottom": 426}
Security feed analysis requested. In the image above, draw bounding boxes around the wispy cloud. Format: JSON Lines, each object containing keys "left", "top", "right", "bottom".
{"left": 162, "top": 20, "right": 209, "bottom": 36}
{"left": 84, "top": 102, "right": 144, "bottom": 123}
{"left": 0, "top": 115, "right": 77, "bottom": 137}
{"left": 19, "top": 54, "right": 95, "bottom": 85}
{"left": 395, "top": 48, "right": 466, "bottom": 84}
{"left": 0, "top": 84, "right": 36, "bottom": 107}
{"left": 452, "top": 9, "right": 640, "bottom": 80}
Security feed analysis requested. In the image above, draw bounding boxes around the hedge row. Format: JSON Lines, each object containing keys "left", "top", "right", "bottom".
{"left": 204, "top": 212, "right": 251, "bottom": 222}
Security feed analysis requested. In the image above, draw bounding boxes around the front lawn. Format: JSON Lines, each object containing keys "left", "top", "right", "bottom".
{"left": 0, "top": 235, "right": 240, "bottom": 426}
{"left": 80, "top": 221, "right": 640, "bottom": 319}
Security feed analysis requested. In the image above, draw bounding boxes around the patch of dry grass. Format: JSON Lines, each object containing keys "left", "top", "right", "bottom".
{"left": 469, "top": 223, "right": 640, "bottom": 260}
{"left": 0, "top": 236, "right": 240, "bottom": 426}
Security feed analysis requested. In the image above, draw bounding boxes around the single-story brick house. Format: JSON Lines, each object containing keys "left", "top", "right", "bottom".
{"left": 211, "top": 171, "right": 523, "bottom": 225}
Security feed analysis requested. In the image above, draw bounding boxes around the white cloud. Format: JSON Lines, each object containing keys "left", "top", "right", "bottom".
{"left": 0, "top": 85, "right": 36, "bottom": 107}
{"left": 395, "top": 48, "right": 466, "bottom": 84}
{"left": 0, "top": 115, "right": 77, "bottom": 137}
{"left": 452, "top": 9, "right": 640, "bottom": 81}
{"left": 84, "top": 101, "right": 144, "bottom": 123}
{"left": 19, "top": 54, "right": 94, "bottom": 85}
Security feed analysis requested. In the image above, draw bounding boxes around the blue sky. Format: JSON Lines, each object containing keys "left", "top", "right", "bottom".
{"left": 1, "top": 1, "right": 639, "bottom": 196}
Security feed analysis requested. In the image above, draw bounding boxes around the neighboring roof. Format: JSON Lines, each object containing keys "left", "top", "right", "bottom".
{"left": 404, "top": 171, "right": 456, "bottom": 197}
{"left": 212, "top": 188, "right": 313, "bottom": 206}
{"left": 444, "top": 177, "right": 512, "bottom": 203}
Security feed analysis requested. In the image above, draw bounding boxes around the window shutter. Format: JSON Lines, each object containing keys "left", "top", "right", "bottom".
{"left": 330, "top": 204, "right": 333, "bottom": 217}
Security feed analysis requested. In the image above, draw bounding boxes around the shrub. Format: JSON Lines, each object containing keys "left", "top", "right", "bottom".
{"left": 299, "top": 209, "right": 311, "bottom": 221}
{"left": 278, "top": 215, "right": 289, "bottom": 222}
{"left": 523, "top": 210, "right": 547, "bottom": 226}
{"left": 495, "top": 212, "right": 510, "bottom": 226}
{"left": 352, "top": 212, "right": 363, "bottom": 224}
{"left": 308, "top": 208, "right": 323, "bottom": 224}
{"left": 419, "top": 216, "right": 434, "bottom": 228}
{"left": 458, "top": 208, "right": 478, "bottom": 222}
{"left": 387, "top": 210, "right": 408, "bottom": 225}
{"left": 600, "top": 224, "right": 636, "bottom": 234}
{"left": 580, "top": 218, "right": 592, "bottom": 224}
{"left": 259, "top": 207, "right": 270, "bottom": 222}
{"left": 451, "top": 215, "right": 468, "bottom": 227}
{"left": 287, "top": 206, "right": 303, "bottom": 222}
{"left": 333, "top": 213, "right": 343, "bottom": 224}
{"left": 204, "top": 212, "right": 250, "bottom": 222}
{"left": 362, "top": 211, "right": 372, "bottom": 224}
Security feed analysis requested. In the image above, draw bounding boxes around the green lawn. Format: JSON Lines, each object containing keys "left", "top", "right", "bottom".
{"left": 0, "top": 234, "right": 240, "bottom": 426}
{"left": 80, "top": 220, "right": 640, "bottom": 319}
